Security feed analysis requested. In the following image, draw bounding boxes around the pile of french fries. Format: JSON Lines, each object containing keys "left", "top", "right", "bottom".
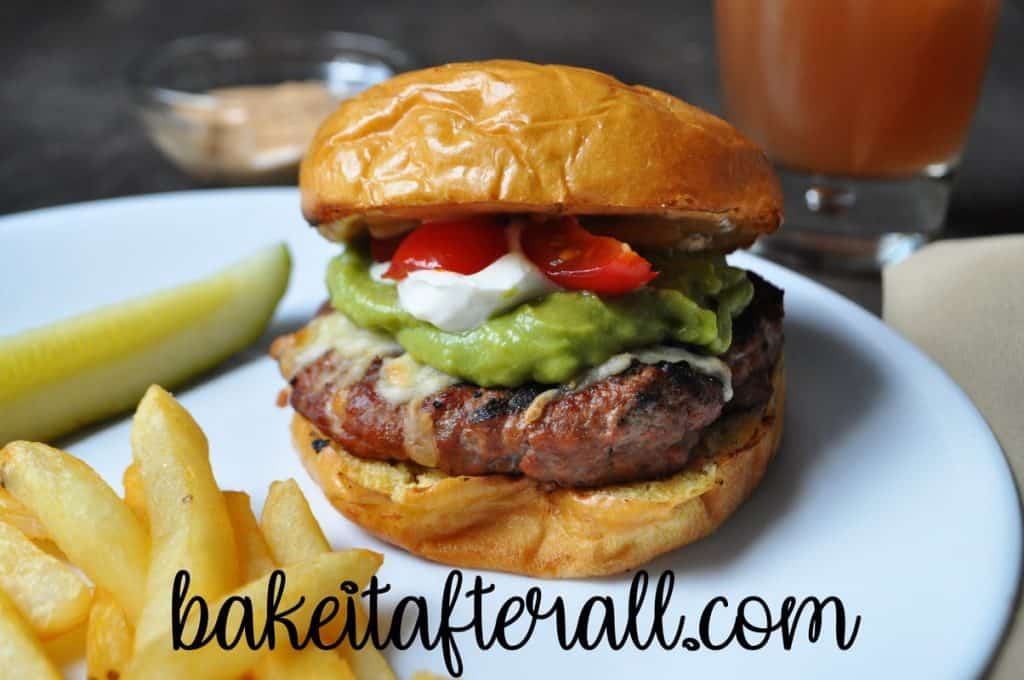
{"left": 0, "top": 385, "right": 397, "bottom": 680}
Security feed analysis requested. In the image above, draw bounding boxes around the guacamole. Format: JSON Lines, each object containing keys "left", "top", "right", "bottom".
{"left": 326, "top": 247, "right": 753, "bottom": 387}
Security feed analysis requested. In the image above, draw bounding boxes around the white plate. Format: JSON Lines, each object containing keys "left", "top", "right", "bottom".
{"left": 2, "top": 188, "right": 1020, "bottom": 679}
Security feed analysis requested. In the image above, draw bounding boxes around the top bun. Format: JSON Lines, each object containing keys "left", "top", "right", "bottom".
{"left": 301, "top": 60, "right": 782, "bottom": 251}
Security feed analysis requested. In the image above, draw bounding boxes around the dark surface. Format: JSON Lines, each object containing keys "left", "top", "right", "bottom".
{"left": 3, "top": 0, "right": 1022, "bottom": 312}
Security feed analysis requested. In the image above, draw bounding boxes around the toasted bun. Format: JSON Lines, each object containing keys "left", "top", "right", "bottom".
{"left": 301, "top": 60, "right": 782, "bottom": 252}
{"left": 294, "top": 357, "right": 784, "bottom": 578}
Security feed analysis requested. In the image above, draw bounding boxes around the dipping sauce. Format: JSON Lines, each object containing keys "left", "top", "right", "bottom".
{"left": 148, "top": 81, "right": 341, "bottom": 184}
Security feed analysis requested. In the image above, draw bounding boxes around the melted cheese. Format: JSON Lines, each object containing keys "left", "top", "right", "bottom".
{"left": 284, "top": 312, "right": 401, "bottom": 378}
{"left": 524, "top": 346, "right": 733, "bottom": 422}
{"left": 630, "top": 346, "right": 733, "bottom": 402}
{"left": 376, "top": 354, "right": 458, "bottom": 405}
{"left": 402, "top": 401, "right": 441, "bottom": 467}
{"left": 523, "top": 388, "right": 561, "bottom": 423}
{"left": 280, "top": 311, "right": 456, "bottom": 411}
{"left": 566, "top": 353, "right": 634, "bottom": 392}
{"left": 286, "top": 313, "right": 730, "bottom": 437}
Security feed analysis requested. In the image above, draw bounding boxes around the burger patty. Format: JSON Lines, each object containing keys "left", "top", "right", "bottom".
{"left": 286, "top": 274, "right": 783, "bottom": 488}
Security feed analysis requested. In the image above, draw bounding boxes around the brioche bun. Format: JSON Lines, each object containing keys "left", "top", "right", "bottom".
{"left": 300, "top": 60, "right": 782, "bottom": 252}
{"left": 294, "top": 358, "right": 784, "bottom": 578}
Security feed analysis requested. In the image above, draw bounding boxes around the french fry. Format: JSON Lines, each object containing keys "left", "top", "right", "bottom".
{"left": 0, "top": 440, "right": 148, "bottom": 623}
{"left": 262, "top": 479, "right": 397, "bottom": 680}
{"left": 259, "top": 647, "right": 358, "bottom": 680}
{"left": 0, "top": 520, "right": 92, "bottom": 639}
{"left": 87, "top": 589, "right": 134, "bottom": 680}
{"left": 122, "top": 462, "right": 148, "bottom": 525}
{"left": 223, "top": 491, "right": 354, "bottom": 680}
{"left": 261, "top": 479, "right": 331, "bottom": 563}
{"left": 0, "top": 486, "right": 47, "bottom": 542}
{"left": 43, "top": 618, "right": 88, "bottom": 667}
{"left": 223, "top": 491, "right": 276, "bottom": 582}
{"left": 0, "top": 587, "right": 63, "bottom": 680}
{"left": 4, "top": 385, "right": 395, "bottom": 678}
{"left": 130, "top": 385, "right": 239, "bottom": 652}
{"left": 123, "top": 549, "right": 382, "bottom": 680}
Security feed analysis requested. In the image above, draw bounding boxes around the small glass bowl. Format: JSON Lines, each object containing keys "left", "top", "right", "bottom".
{"left": 128, "top": 32, "right": 415, "bottom": 185}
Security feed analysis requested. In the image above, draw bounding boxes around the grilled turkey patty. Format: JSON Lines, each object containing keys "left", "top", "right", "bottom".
{"left": 280, "top": 274, "right": 783, "bottom": 488}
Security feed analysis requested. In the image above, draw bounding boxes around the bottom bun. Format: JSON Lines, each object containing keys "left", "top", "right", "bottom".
{"left": 294, "top": 357, "right": 785, "bottom": 578}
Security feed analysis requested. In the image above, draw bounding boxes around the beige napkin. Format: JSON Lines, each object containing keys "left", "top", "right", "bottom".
{"left": 884, "top": 235, "right": 1023, "bottom": 678}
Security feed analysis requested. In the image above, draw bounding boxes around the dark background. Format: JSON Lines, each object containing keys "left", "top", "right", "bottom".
{"left": 3, "top": 0, "right": 1022, "bottom": 309}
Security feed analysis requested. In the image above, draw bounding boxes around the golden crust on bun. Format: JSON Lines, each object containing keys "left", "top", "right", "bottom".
{"left": 294, "top": 358, "right": 784, "bottom": 578}
{"left": 300, "top": 60, "right": 782, "bottom": 251}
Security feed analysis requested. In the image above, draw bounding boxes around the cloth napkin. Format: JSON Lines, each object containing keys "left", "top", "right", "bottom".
{"left": 884, "top": 235, "right": 1023, "bottom": 678}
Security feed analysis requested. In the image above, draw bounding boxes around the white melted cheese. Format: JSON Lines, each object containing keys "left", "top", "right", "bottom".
{"left": 567, "top": 354, "right": 635, "bottom": 392}
{"left": 630, "top": 346, "right": 733, "bottom": 402}
{"left": 282, "top": 312, "right": 455, "bottom": 409}
{"left": 290, "top": 315, "right": 731, "bottom": 409}
{"left": 376, "top": 353, "right": 457, "bottom": 404}
{"left": 570, "top": 347, "right": 732, "bottom": 400}
{"left": 395, "top": 251, "right": 560, "bottom": 332}
{"left": 524, "top": 346, "right": 734, "bottom": 422}
{"left": 288, "top": 312, "right": 401, "bottom": 375}
{"left": 523, "top": 388, "right": 561, "bottom": 423}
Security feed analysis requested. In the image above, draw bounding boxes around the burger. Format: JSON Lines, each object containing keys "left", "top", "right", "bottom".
{"left": 272, "top": 60, "right": 784, "bottom": 578}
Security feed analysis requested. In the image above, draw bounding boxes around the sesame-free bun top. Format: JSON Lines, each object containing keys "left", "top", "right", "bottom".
{"left": 301, "top": 60, "right": 782, "bottom": 251}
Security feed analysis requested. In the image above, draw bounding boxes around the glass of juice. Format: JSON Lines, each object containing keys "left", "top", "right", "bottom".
{"left": 715, "top": 0, "right": 1002, "bottom": 270}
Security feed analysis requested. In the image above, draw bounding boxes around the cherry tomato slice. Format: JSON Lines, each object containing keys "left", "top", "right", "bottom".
{"left": 370, "top": 234, "right": 406, "bottom": 262}
{"left": 383, "top": 217, "right": 508, "bottom": 280}
{"left": 521, "top": 217, "right": 658, "bottom": 295}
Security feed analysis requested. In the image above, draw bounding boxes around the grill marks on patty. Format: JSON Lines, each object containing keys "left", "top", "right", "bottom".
{"left": 284, "top": 274, "right": 783, "bottom": 488}
{"left": 467, "top": 385, "right": 548, "bottom": 424}
{"left": 432, "top": 360, "right": 727, "bottom": 486}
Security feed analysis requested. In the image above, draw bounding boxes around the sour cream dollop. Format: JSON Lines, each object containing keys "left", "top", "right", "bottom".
{"left": 392, "top": 251, "right": 561, "bottom": 332}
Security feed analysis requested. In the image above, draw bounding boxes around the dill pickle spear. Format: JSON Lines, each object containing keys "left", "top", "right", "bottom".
{"left": 0, "top": 243, "right": 291, "bottom": 444}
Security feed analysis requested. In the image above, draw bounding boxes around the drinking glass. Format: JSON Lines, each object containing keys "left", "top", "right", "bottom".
{"left": 715, "top": 0, "right": 1002, "bottom": 270}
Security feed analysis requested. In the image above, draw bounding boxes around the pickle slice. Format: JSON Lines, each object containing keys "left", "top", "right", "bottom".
{"left": 0, "top": 243, "right": 291, "bottom": 444}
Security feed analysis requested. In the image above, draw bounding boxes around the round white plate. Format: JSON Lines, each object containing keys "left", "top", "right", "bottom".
{"left": 2, "top": 188, "right": 1020, "bottom": 679}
